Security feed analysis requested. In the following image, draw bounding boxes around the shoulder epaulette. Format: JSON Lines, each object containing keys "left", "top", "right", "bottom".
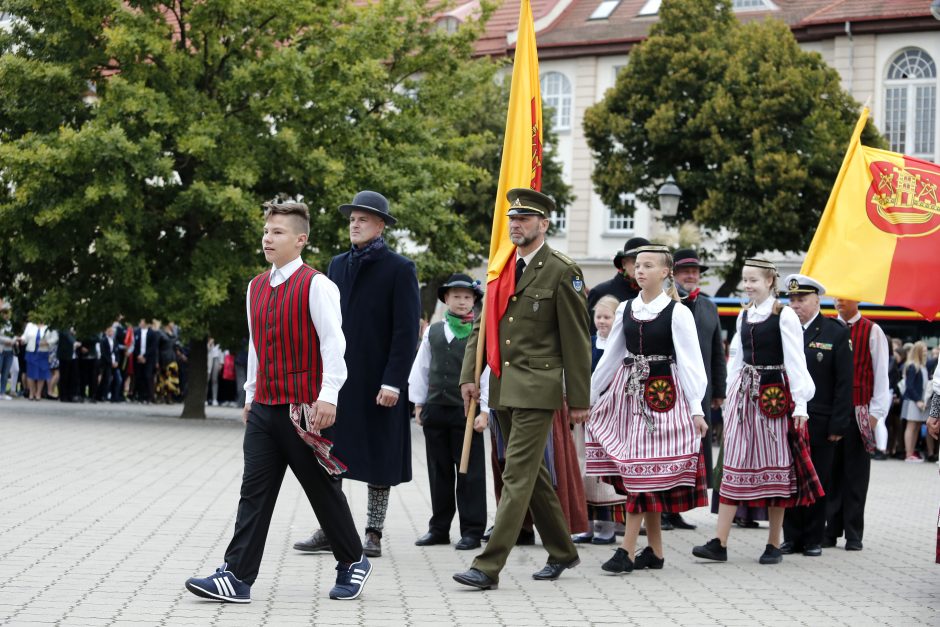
{"left": 552, "top": 250, "right": 575, "bottom": 265}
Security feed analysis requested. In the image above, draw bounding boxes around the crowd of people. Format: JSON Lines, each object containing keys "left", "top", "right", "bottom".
{"left": 0, "top": 306, "right": 249, "bottom": 408}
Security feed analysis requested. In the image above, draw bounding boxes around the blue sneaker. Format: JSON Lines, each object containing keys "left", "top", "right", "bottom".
{"left": 185, "top": 563, "right": 251, "bottom": 603}
{"left": 329, "top": 554, "right": 372, "bottom": 600}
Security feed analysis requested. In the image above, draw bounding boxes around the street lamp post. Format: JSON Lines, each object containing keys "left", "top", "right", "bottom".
{"left": 657, "top": 175, "right": 682, "bottom": 217}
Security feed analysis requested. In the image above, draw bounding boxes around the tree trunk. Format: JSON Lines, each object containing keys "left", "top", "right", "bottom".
{"left": 180, "top": 336, "right": 208, "bottom": 419}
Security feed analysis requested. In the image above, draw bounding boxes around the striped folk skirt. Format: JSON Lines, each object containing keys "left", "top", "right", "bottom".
{"left": 585, "top": 363, "right": 705, "bottom": 513}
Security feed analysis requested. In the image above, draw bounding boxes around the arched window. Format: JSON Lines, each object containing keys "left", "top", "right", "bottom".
{"left": 541, "top": 72, "right": 572, "bottom": 132}
{"left": 884, "top": 48, "right": 937, "bottom": 160}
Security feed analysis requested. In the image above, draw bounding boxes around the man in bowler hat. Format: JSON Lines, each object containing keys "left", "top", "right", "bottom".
{"left": 293, "top": 190, "right": 421, "bottom": 558}
{"left": 782, "top": 274, "right": 853, "bottom": 557}
{"left": 453, "top": 188, "right": 592, "bottom": 590}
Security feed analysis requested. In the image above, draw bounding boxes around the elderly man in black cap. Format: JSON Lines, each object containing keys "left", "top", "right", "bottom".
{"left": 409, "top": 273, "right": 487, "bottom": 551}
{"left": 664, "top": 248, "right": 727, "bottom": 531}
{"left": 586, "top": 237, "right": 649, "bottom": 333}
{"left": 782, "top": 274, "right": 853, "bottom": 557}
{"left": 294, "top": 190, "right": 421, "bottom": 559}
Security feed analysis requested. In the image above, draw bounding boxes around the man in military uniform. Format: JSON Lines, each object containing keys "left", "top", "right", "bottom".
{"left": 453, "top": 188, "right": 591, "bottom": 590}
{"left": 781, "top": 274, "right": 853, "bottom": 557}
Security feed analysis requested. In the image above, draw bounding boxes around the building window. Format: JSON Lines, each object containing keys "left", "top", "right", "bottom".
{"left": 731, "top": 0, "right": 775, "bottom": 10}
{"left": 549, "top": 210, "right": 567, "bottom": 233}
{"left": 436, "top": 16, "right": 460, "bottom": 34}
{"left": 607, "top": 194, "right": 636, "bottom": 232}
{"left": 541, "top": 71, "right": 572, "bottom": 132}
{"left": 589, "top": 0, "right": 621, "bottom": 20}
{"left": 884, "top": 48, "right": 937, "bottom": 160}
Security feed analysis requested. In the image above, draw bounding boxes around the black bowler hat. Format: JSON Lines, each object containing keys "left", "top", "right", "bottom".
{"left": 673, "top": 248, "right": 710, "bottom": 272}
{"left": 505, "top": 188, "right": 555, "bottom": 217}
{"left": 338, "top": 190, "right": 397, "bottom": 226}
{"left": 613, "top": 236, "right": 651, "bottom": 269}
{"left": 437, "top": 273, "right": 484, "bottom": 303}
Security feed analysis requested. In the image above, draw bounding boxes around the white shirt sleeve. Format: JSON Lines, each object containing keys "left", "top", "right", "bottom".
{"left": 726, "top": 313, "right": 744, "bottom": 389}
{"left": 933, "top": 361, "right": 940, "bottom": 396}
{"left": 672, "top": 303, "right": 707, "bottom": 417}
{"left": 407, "top": 327, "right": 432, "bottom": 406}
{"left": 244, "top": 286, "right": 257, "bottom": 406}
{"left": 309, "top": 274, "right": 348, "bottom": 407}
{"left": 868, "top": 323, "right": 891, "bottom": 420}
{"left": 780, "top": 307, "right": 815, "bottom": 417}
{"left": 479, "top": 365, "right": 491, "bottom": 414}
{"left": 590, "top": 301, "right": 629, "bottom": 406}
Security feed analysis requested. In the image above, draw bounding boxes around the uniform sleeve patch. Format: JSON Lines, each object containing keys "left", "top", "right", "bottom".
{"left": 572, "top": 276, "right": 584, "bottom": 292}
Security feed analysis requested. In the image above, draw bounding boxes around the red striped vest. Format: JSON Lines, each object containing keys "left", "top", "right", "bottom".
{"left": 849, "top": 316, "right": 874, "bottom": 406}
{"left": 249, "top": 264, "right": 322, "bottom": 405}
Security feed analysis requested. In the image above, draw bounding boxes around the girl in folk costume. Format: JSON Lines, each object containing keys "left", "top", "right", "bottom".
{"left": 693, "top": 259, "right": 821, "bottom": 565}
{"left": 586, "top": 246, "right": 709, "bottom": 573}
{"left": 573, "top": 295, "right": 629, "bottom": 545}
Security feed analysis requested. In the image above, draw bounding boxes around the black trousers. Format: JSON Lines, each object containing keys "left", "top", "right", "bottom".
{"left": 783, "top": 415, "right": 835, "bottom": 547}
{"left": 96, "top": 363, "right": 112, "bottom": 401}
{"left": 224, "top": 403, "right": 360, "bottom": 585}
{"left": 826, "top": 416, "right": 870, "bottom": 542}
{"left": 78, "top": 358, "right": 97, "bottom": 399}
{"left": 58, "top": 359, "right": 79, "bottom": 401}
{"left": 422, "top": 403, "right": 486, "bottom": 539}
{"left": 135, "top": 361, "right": 154, "bottom": 402}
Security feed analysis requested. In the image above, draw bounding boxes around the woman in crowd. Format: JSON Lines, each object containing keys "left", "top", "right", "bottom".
{"left": 207, "top": 337, "right": 222, "bottom": 406}
{"left": 21, "top": 318, "right": 57, "bottom": 401}
{"left": 586, "top": 246, "right": 708, "bottom": 574}
{"left": 901, "top": 341, "right": 931, "bottom": 462}
{"left": 692, "top": 259, "right": 820, "bottom": 565}
{"left": 573, "top": 295, "right": 628, "bottom": 545}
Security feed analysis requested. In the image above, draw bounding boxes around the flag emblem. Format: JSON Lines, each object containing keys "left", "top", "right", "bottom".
{"left": 866, "top": 161, "right": 940, "bottom": 236}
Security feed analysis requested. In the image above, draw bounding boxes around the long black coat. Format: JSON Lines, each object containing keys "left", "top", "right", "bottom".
{"left": 804, "top": 313, "right": 854, "bottom": 444}
{"left": 324, "top": 244, "right": 420, "bottom": 485}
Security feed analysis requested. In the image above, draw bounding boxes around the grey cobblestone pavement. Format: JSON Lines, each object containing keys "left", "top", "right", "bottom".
{"left": 0, "top": 399, "right": 937, "bottom": 626}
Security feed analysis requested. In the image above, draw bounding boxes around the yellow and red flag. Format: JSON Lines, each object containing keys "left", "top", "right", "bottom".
{"left": 484, "top": 0, "right": 543, "bottom": 377}
{"left": 801, "top": 107, "right": 940, "bottom": 319}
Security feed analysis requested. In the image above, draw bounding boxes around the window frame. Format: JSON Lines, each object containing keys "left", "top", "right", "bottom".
{"left": 883, "top": 47, "right": 938, "bottom": 161}
{"left": 540, "top": 71, "right": 573, "bottom": 133}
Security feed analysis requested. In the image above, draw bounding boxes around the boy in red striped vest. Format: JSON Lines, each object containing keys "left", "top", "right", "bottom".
{"left": 825, "top": 298, "right": 891, "bottom": 551}
{"left": 185, "top": 201, "right": 371, "bottom": 603}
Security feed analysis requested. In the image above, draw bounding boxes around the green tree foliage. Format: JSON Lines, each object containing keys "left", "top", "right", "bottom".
{"left": 583, "top": 0, "right": 884, "bottom": 294}
{"left": 0, "top": 0, "right": 562, "bottom": 415}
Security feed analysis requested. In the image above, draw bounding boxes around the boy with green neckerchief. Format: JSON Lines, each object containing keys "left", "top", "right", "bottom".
{"left": 408, "top": 273, "right": 488, "bottom": 551}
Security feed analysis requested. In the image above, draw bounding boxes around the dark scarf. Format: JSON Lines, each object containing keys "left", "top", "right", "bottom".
{"left": 445, "top": 310, "right": 474, "bottom": 340}
{"left": 350, "top": 236, "right": 387, "bottom": 261}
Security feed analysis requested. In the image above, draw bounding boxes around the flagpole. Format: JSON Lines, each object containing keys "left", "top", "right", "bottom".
{"left": 459, "top": 301, "right": 487, "bottom": 474}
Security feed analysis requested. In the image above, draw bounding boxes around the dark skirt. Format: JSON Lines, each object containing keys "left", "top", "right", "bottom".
{"left": 606, "top": 450, "right": 708, "bottom": 514}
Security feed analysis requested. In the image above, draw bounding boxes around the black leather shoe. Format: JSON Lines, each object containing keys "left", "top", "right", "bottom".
{"left": 453, "top": 568, "right": 497, "bottom": 590}
{"left": 845, "top": 539, "right": 863, "bottom": 551}
{"left": 633, "top": 546, "right": 665, "bottom": 570}
{"left": 516, "top": 528, "right": 535, "bottom": 546}
{"left": 363, "top": 531, "right": 382, "bottom": 557}
{"left": 759, "top": 544, "right": 783, "bottom": 565}
{"left": 822, "top": 537, "right": 837, "bottom": 548}
{"left": 601, "top": 548, "right": 633, "bottom": 573}
{"left": 659, "top": 514, "right": 675, "bottom": 531}
{"left": 663, "top": 512, "right": 696, "bottom": 530}
{"left": 293, "top": 529, "right": 331, "bottom": 553}
{"left": 779, "top": 541, "right": 801, "bottom": 555}
{"left": 692, "top": 538, "right": 727, "bottom": 562}
{"left": 482, "top": 525, "right": 494, "bottom": 542}
{"left": 455, "top": 536, "right": 481, "bottom": 550}
{"left": 803, "top": 544, "right": 822, "bottom": 557}
{"left": 415, "top": 531, "right": 449, "bottom": 547}
{"left": 532, "top": 557, "right": 580, "bottom": 580}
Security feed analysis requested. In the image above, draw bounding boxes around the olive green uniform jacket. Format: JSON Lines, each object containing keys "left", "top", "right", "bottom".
{"left": 460, "top": 244, "right": 591, "bottom": 410}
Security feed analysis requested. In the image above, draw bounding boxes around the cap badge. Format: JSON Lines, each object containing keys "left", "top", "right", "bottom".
{"left": 788, "top": 278, "right": 799, "bottom": 291}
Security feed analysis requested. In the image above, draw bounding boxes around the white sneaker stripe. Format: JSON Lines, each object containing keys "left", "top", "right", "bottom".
{"left": 222, "top": 577, "right": 236, "bottom": 597}
{"left": 214, "top": 579, "right": 226, "bottom": 596}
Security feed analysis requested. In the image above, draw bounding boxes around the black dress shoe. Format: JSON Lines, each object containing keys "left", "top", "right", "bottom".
{"left": 692, "top": 538, "right": 727, "bottom": 562}
{"left": 663, "top": 512, "right": 696, "bottom": 530}
{"left": 845, "top": 539, "right": 863, "bottom": 551}
{"left": 759, "top": 544, "right": 783, "bottom": 565}
{"left": 659, "top": 514, "right": 675, "bottom": 531}
{"left": 872, "top": 450, "right": 887, "bottom": 460}
{"left": 415, "top": 531, "right": 449, "bottom": 547}
{"left": 822, "top": 537, "right": 837, "bottom": 548}
{"left": 363, "top": 531, "right": 382, "bottom": 557}
{"left": 601, "top": 548, "right": 634, "bottom": 573}
{"left": 293, "top": 529, "right": 331, "bottom": 553}
{"left": 532, "top": 557, "right": 580, "bottom": 580}
{"left": 779, "top": 541, "right": 801, "bottom": 555}
{"left": 455, "top": 536, "right": 481, "bottom": 550}
{"left": 633, "top": 546, "right": 665, "bottom": 570}
{"left": 803, "top": 544, "right": 822, "bottom": 557}
{"left": 482, "top": 525, "right": 494, "bottom": 542}
{"left": 516, "top": 528, "right": 535, "bottom": 546}
{"left": 453, "top": 568, "right": 497, "bottom": 590}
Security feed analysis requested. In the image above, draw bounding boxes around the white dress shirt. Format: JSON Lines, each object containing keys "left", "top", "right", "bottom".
{"left": 139, "top": 327, "right": 148, "bottom": 356}
{"left": 727, "top": 297, "right": 815, "bottom": 417}
{"left": 244, "top": 256, "right": 348, "bottom": 407}
{"left": 21, "top": 323, "right": 48, "bottom": 352}
{"left": 839, "top": 312, "right": 892, "bottom": 420}
{"left": 933, "top": 360, "right": 940, "bottom": 396}
{"left": 591, "top": 292, "right": 708, "bottom": 416}
{"left": 515, "top": 242, "right": 546, "bottom": 274}
{"left": 408, "top": 322, "right": 460, "bottom": 406}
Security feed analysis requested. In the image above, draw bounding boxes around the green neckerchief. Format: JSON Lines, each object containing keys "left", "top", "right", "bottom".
{"left": 445, "top": 310, "right": 474, "bottom": 340}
